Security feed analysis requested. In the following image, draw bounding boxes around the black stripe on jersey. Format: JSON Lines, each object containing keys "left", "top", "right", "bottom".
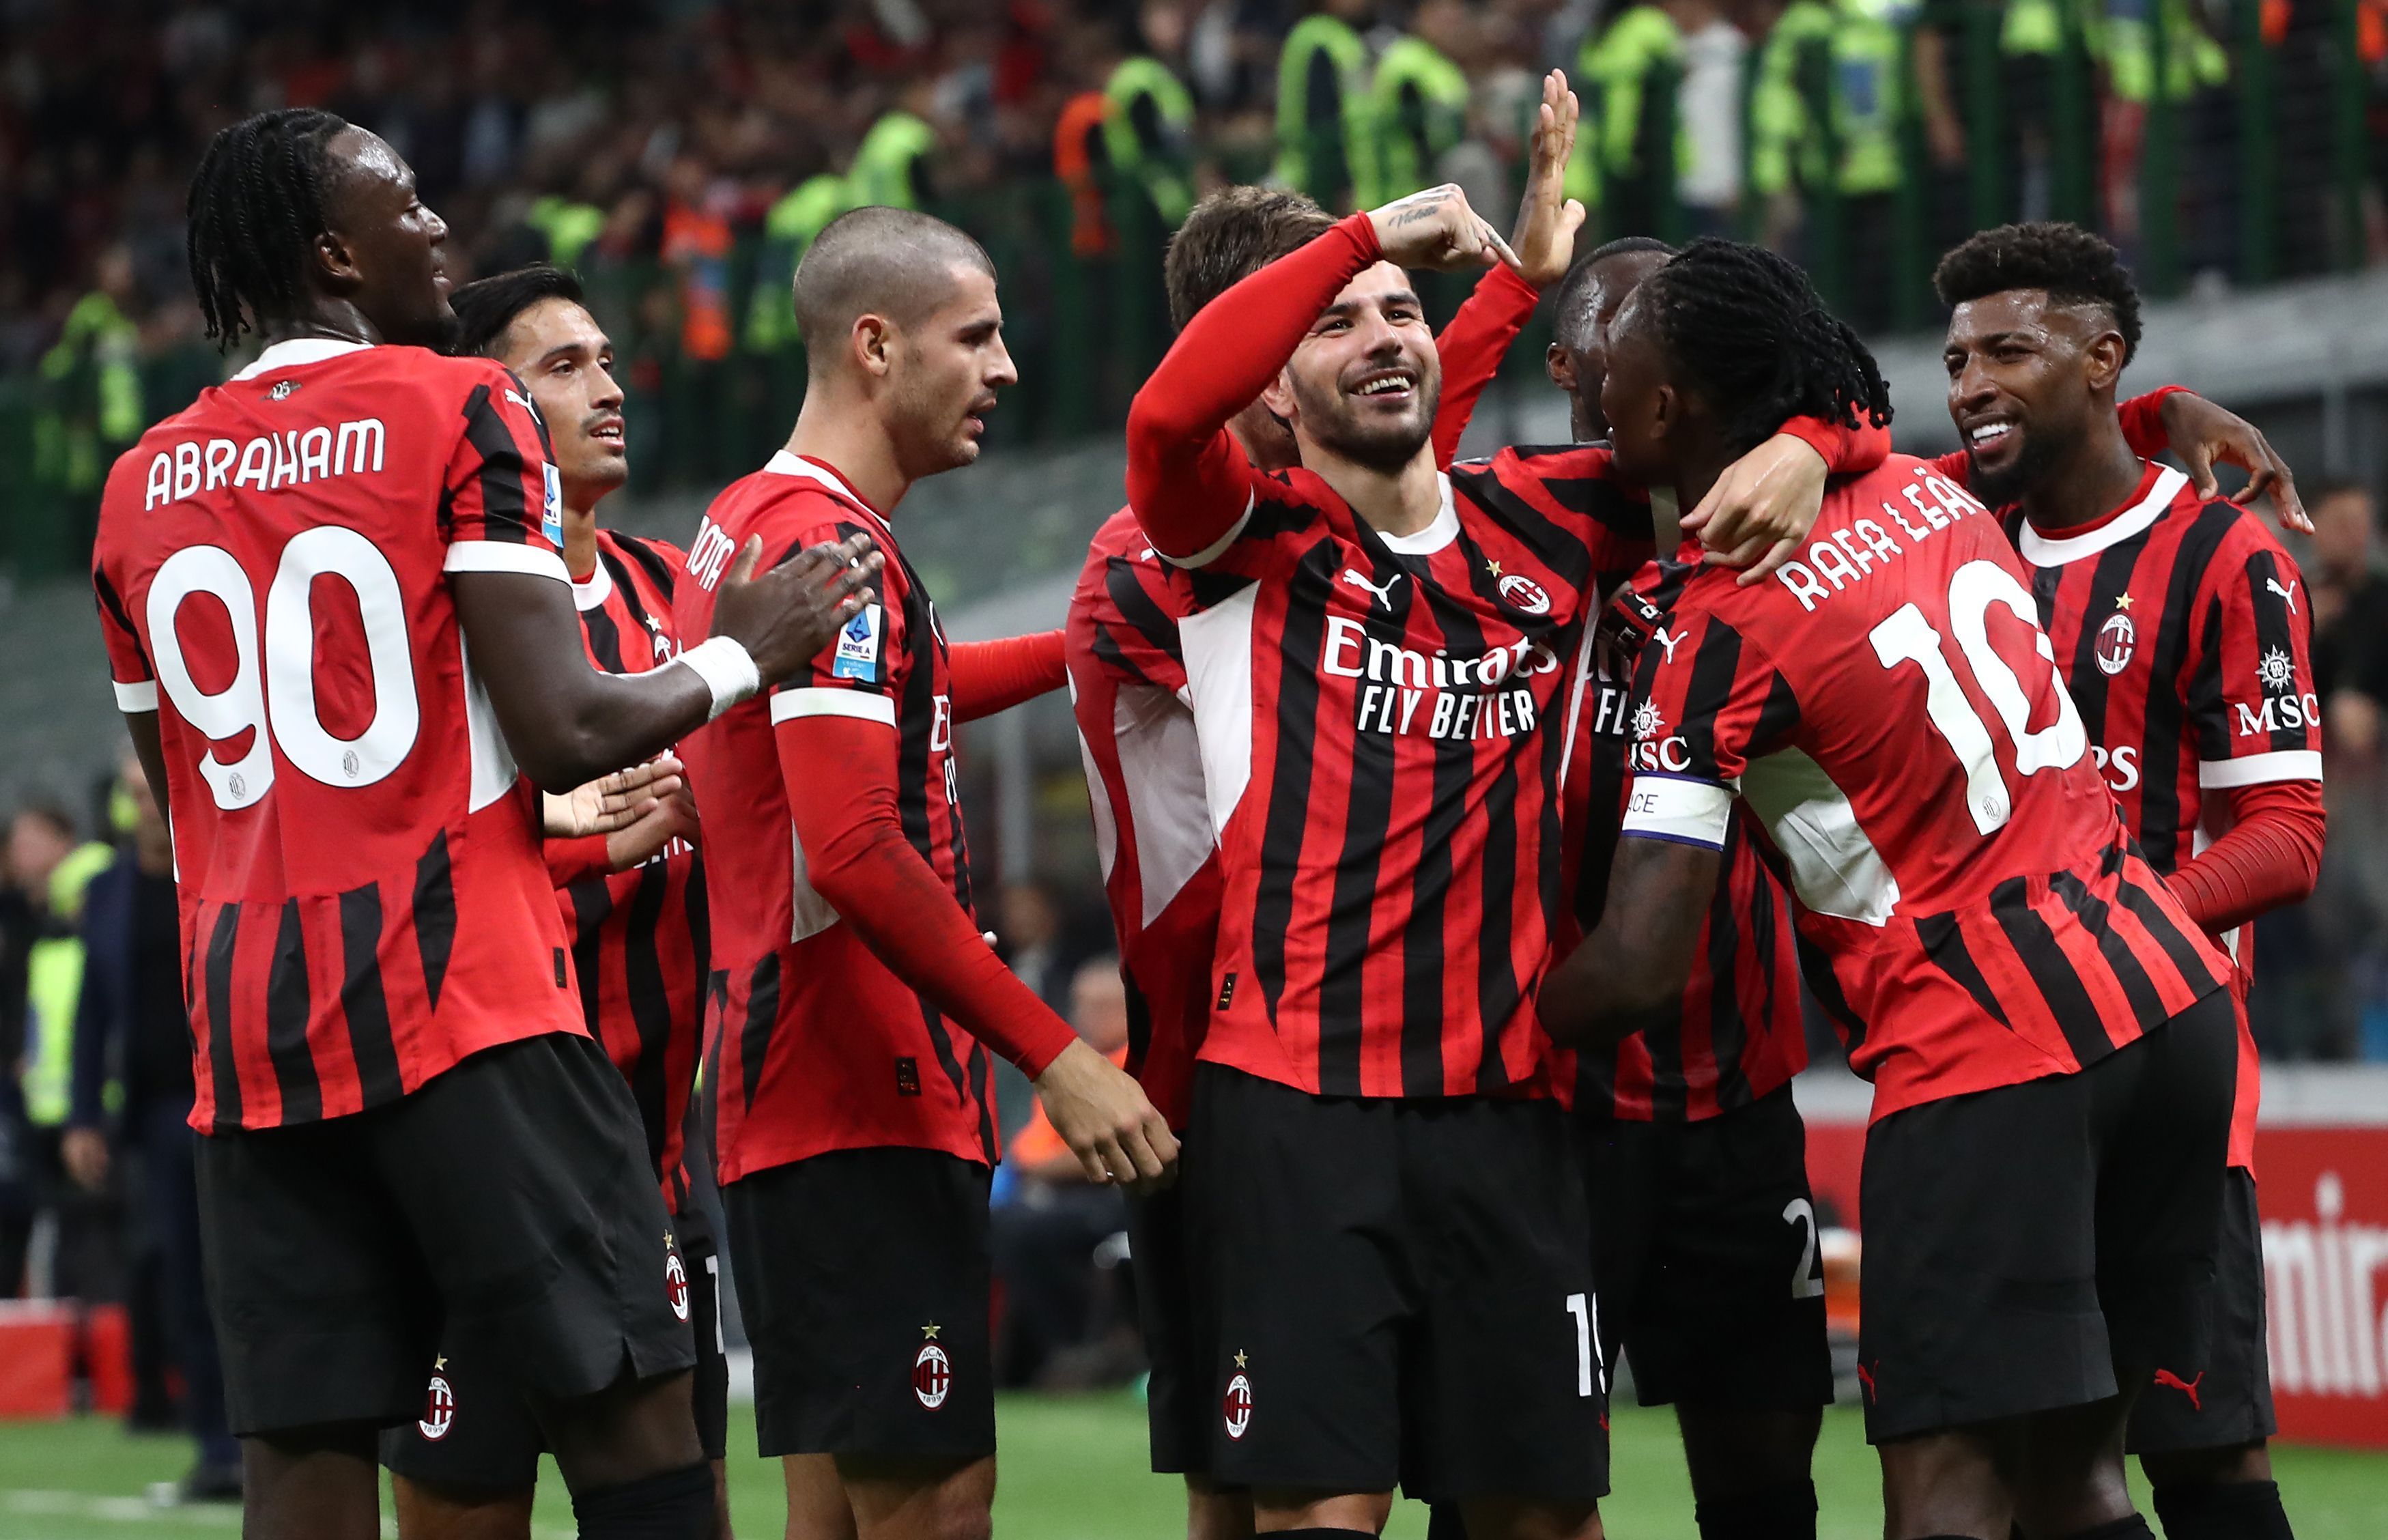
{"left": 413, "top": 831, "right": 457, "bottom": 1011}
{"left": 1251, "top": 540, "right": 1335, "bottom": 1026}
{"left": 265, "top": 899, "right": 319, "bottom": 1122}
{"left": 604, "top": 545, "right": 668, "bottom": 657}
{"left": 2241, "top": 546, "right": 2309, "bottom": 754}
{"left": 1448, "top": 530, "right": 1526, "bottom": 1093}
{"left": 2109, "top": 859, "right": 2225, "bottom": 995}
{"left": 1751, "top": 672, "right": 1802, "bottom": 757}
{"left": 1092, "top": 621, "right": 1167, "bottom": 691}
{"left": 2050, "top": 536, "right": 2149, "bottom": 747}
{"left": 1737, "top": 829, "right": 1782, "bottom": 1102}
{"left": 623, "top": 862, "right": 676, "bottom": 1178}
{"left": 2183, "top": 603, "right": 2228, "bottom": 773}
{"left": 886, "top": 545, "right": 948, "bottom": 880}
{"left": 1914, "top": 912, "right": 2014, "bottom": 1029}
{"left": 967, "top": 1042, "right": 995, "bottom": 1165}
{"left": 1987, "top": 876, "right": 2113, "bottom": 1068}
{"left": 612, "top": 533, "right": 679, "bottom": 599}
{"left": 2047, "top": 868, "right": 2167, "bottom": 1028}
{"left": 683, "top": 853, "right": 711, "bottom": 997}
{"left": 582, "top": 574, "right": 628, "bottom": 674}
{"left": 2138, "top": 505, "right": 2237, "bottom": 872}
{"left": 739, "top": 952, "right": 780, "bottom": 1113}
{"left": 203, "top": 903, "right": 243, "bottom": 1130}
{"left": 337, "top": 883, "right": 402, "bottom": 1105}
{"left": 459, "top": 384, "right": 532, "bottom": 543}
{"left": 1105, "top": 558, "right": 1188, "bottom": 665}
{"left": 91, "top": 569, "right": 153, "bottom": 676}
{"left": 915, "top": 999, "right": 976, "bottom": 1132}
{"left": 1319, "top": 549, "right": 1402, "bottom": 1096}
{"left": 569, "top": 878, "right": 613, "bottom": 1037}
{"left": 1700, "top": 842, "right": 1751, "bottom": 1115}
{"left": 1793, "top": 931, "right": 1868, "bottom": 1059}
{"left": 1386, "top": 558, "right": 1468, "bottom": 1096}
{"left": 1678, "top": 620, "right": 1746, "bottom": 782}
{"left": 1444, "top": 461, "right": 1595, "bottom": 593}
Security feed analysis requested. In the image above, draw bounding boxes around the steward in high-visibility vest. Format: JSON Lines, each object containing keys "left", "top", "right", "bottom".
{"left": 747, "top": 173, "right": 854, "bottom": 354}
{"left": 1274, "top": 11, "right": 1374, "bottom": 209}
{"left": 1369, "top": 34, "right": 1471, "bottom": 202}
{"left": 34, "top": 286, "right": 141, "bottom": 507}
{"left": 1105, "top": 55, "right": 1197, "bottom": 227}
{"left": 18, "top": 842, "right": 111, "bottom": 1132}
{"left": 1750, "top": 0, "right": 1909, "bottom": 202}
{"left": 850, "top": 111, "right": 938, "bottom": 210}
{"left": 527, "top": 194, "right": 606, "bottom": 270}
{"left": 2103, "top": 0, "right": 2228, "bottom": 105}
{"left": 1578, "top": 5, "right": 1684, "bottom": 236}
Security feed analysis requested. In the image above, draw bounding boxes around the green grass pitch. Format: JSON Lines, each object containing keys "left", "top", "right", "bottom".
{"left": 1, "top": 1395, "right": 2382, "bottom": 1537}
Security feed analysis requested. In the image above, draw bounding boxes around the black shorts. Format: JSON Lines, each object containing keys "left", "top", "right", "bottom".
{"left": 1858, "top": 989, "right": 2236, "bottom": 1443}
{"left": 380, "top": 1207, "right": 729, "bottom": 1489}
{"left": 197, "top": 1032, "right": 695, "bottom": 1437}
{"left": 1129, "top": 1182, "right": 1216, "bottom": 1477}
{"left": 1585, "top": 1084, "right": 1832, "bottom": 1412}
{"left": 726, "top": 1147, "right": 995, "bottom": 1461}
{"left": 2127, "top": 1165, "right": 2277, "bottom": 1454}
{"left": 1186, "top": 1066, "right": 1607, "bottom": 1505}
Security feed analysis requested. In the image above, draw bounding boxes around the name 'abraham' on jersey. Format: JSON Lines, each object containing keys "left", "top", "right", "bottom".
{"left": 1169, "top": 447, "right": 1653, "bottom": 1100}
{"left": 91, "top": 339, "right": 583, "bottom": 1133}
{"left": 553, "top": 530, "right": 709, "bottom": 1212}
{"left": 1622, "top": 455, "right": 2235, "bottom": 1121}
{"left": 1558, "top": 555, "right": 1806, "bottom": 1122}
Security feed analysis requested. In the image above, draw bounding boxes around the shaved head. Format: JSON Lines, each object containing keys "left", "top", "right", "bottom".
{"left": 794, "top": 206, "right": 995, "bottom": 379}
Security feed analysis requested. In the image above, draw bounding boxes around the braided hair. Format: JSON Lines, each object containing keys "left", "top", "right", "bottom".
{"left": 186, "top": 109, "right": 352, "bottom": 350}
{"left": 1636, "top": 238, "right": 1891, "bottom": 457}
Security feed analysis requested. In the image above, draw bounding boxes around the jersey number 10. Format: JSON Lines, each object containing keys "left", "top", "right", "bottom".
{"left": 1868, "top": 558, "right": 2087, "bottom": 836}
{"left": 146, "top": 528, "right": 422, "bottom": 811}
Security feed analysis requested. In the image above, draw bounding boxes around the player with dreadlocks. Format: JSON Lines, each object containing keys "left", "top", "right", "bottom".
{"left": 1544, "top": 240, "right": 2241, "bottom": 1540}
{"left": 92, "top": 109, "right": 878, "bottom": 1540}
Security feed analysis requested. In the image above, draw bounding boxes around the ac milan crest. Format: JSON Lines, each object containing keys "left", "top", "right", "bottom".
{"left": 418, "top": 1371, "right": 455, "bottom": 1440}
{"left": 913, "top": 1342, "right": 952, "bottom": 1409}
{"left": 1221, "top": 1371, "right": 1253, "bottom": 1440}
{"left": 2095, "top": 611, "right": 2136, "bottom": 676}
{"left": 666, "top": 1249, "right": 690, "bottom": 1323}
{"left": 1498, "top": 573, "right": 1552, "bottom": 616}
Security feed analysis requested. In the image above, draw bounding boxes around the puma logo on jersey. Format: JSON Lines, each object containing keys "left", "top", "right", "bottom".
{"left": 1341, "top": 569, "right": 1404, "bottom": 609}
{"left": 2267, "top": 577, "right": 2299, "bottom": 614}
{"left": 504, "top": 388, "right": 545, "bottom": 425}
{"left": 1654, "top": 627, "right": 1686, "bottom": 663}
{"left": 2152, "top": 1368, "right": 2204, "bottom": 1410}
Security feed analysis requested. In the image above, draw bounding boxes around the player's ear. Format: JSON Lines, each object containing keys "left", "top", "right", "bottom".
{"left": 1546, "top": 342, "right": 1574, "bottom": 392}
{"left": 2083, "top": 327, "right": 2128, "bottom": 395}
{"left": 1260, "top": 365, "right": 1298, "bottom": 424}
{"left": 851, "top": 313, "right": 896, "bottom": 378}
{"left": 313, "top": 229, "right": 362, "bottom": 294}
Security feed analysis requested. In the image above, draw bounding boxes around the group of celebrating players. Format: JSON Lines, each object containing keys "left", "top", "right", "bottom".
{"left": 89, "top": 68, "right": 2320, "bottom": 1540}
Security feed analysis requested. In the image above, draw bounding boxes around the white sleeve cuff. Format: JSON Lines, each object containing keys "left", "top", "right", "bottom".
{"left": 1620, "top": 773, "right": 1733, "bottom": 850}
{"left": 1158, "top": 493, "right": 1255, "bottom": 570}
{"left": 674, "top": 636, "right": 762, "bottom": 720}
{"left": 2200, "top": 750, "right": 2322, "bottom": 788}
{"left": 112, "top": 679, "right": 158, "bottom": 712}
{"left": 444, "top": 541, "right": 571, "bottom": 580}
{"left": 771, "top": 687, "right": 898, "bottom": 727}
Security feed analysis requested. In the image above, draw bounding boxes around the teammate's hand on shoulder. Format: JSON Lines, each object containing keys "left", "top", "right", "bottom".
{"left": 1509, "top": 70, "right": 1587, "bottom": 289}
{"left": 1032, "top": 1038, "right": 1180, "bottom": 1196}
{"left": 2159, "top": 391, "right": 2307, "bottom": 533}
{"left": 545, "top": 754, "right": 686, "bottom": 837}
{"left": 1367, "top": 184, "right": 1513, "bottom": 275}
{"left": 1681, "top": 433, "right": 1830, "bottom": 586}
{"left": 606, "top": 785, "right": 699, "bottom": 872}
{"left": 713, "top": 532, "right": 884, "bottom": 683}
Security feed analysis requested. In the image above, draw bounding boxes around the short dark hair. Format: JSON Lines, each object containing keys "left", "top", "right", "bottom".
{"left": 186, "top": 108, "right": 353, "bottom": 350}
{"left": 1552, "top": 237, "right": 1677, "bottom": 354}
{"left": 793, "top": 207, "right": 995, "bottom": 369}
{"left": 1163, "top": 186, "right": 1335, "bottom": 331}
{"left": 1637, "top": 238, "right": 1892, "bottom": 457}
{"left": 1933, "top": 221, "right": 2144, "bottom": 365}
{"left": 449, "top": 264, "right": 587, "bottom": 358}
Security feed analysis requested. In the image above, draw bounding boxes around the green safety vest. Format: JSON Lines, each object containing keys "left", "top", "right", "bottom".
{"left": 1273, "top": 14, "right": 1375, "bottom": 208}
{"left": 2002, "top": 0, "right": 2092, "bottom": 54}
{"left": 1750, "top": 0, "right": 1909, "bottom": 198}
{"left": 18, "top": 842, "right": 111, "bottom": 1128}
{"left": 1585, "top": 5, "right": 1681, "bottom": 184}
{"left": 850, "top": 113, "right": 937, "bottom": 210}
{"left": 1368, "top": 35, "right": 1472, "bottom": 203}
{"left": 528, "top": 195, "right": 606, "bottom": 270}
{"left": 1104, "top": 55, "right": 1197, "bottom": 226}
{"left": 34, "top": 291, "right": 141, "bottom": 496}
{"left": 2105, "top": 0, "right": 2228, "bottom": 103}
{"left": 747, "top": 173, "right": 854, "bottom": 353}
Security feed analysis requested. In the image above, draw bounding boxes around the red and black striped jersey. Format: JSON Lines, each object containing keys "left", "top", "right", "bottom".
{"left": 1067, "top": 509, "right": 1219, "bottom": 1130}
{"left": 1554, "top": 551, "right": 1806, "bottom": 1122}
{"left": 91, "top": 338, "right": 583, "bottom": 1134}
{"left": 1169, "top": 447, "right": 1655, "bottom": 1099}
{"left": 1620, "top": 455, "right": 2234, "bottom": 1122}
{"left": 554, "top": 529, "right": 708, "bottom": 1212}
{"left": 674, "top": 454, "right": 997, "bottom": 1181}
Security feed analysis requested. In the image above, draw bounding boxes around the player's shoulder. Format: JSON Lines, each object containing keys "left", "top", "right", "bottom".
{"left": 710, "top": 462, "right": 887, "bottom": 547}
{"left": 2165, "top": 479, "right": 2297, "bottom": 567}
{"left": 600, "top": 528, "right": 686, "bottom": 595}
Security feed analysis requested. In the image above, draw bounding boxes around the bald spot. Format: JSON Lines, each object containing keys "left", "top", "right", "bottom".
{"left": 793, "top": 207, "right": 995, "bottom": 372}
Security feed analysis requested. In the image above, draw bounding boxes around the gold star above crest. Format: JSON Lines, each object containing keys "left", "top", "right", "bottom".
{"left": 922, "top": 1322, "right": 942, "bottom": 1340}
{"left": 2116, "top": 593, "right": 2135, "bottom": 610}
{"left": 664, "top": 1230, "right": 674, "bottom": 1248}
{"left": 433, "top": 1355, "right": 448, "bottom": 1371}
{"left": 1486, "top": 560, "right": 1504, "bottom": 578}
{"left": 1234, "top": 1349, "right": 1249, "bottom": 1368}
